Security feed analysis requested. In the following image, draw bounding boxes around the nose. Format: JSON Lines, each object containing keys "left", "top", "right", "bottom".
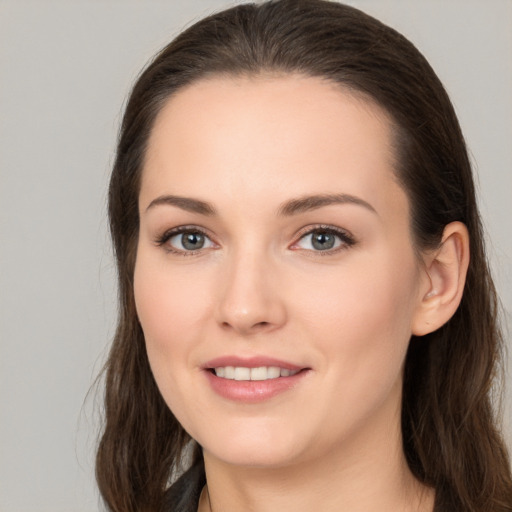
{"left": 215, "top": 250, "right": 287, "bottom": 336}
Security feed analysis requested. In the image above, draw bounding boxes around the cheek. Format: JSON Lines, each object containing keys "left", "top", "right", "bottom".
{"left": 133, "top": 252, "right": 214, "bottom": 398}
{"left": 297, "top": 249, "right": 420, "bottom": 385}
{"left": 286, "top": 253, "right": 421, "bottom": 446}
{"left": 133, "top": 251, "right": 215, "bottom": 429}
{"left": 134, "top": 254, "right": 209, "bottom": 348}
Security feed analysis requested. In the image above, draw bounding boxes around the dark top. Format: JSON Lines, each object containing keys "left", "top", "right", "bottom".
{"left": 163, "top": 461, "right": 206, "bottom": 512}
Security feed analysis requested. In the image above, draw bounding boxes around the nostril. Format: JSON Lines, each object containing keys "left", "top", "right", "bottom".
{"left": 221, "top": 320, "right": 270, "bottom": 330}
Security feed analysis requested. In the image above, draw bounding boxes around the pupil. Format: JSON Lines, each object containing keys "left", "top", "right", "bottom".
{"left": 312, "top": 231, "right": 335, "bottom": 250}
{"left": 182, "top": 232, "right": 204, "bottom": 250}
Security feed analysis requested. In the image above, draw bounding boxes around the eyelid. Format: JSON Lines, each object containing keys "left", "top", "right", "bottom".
{"left": 290, "top": 224, "right": 356, "bottom": 253}
{"left": 154, "top": 223, "right": 356, "bottom": 256}
{"left": 154, "top": 225, "right": 218, "bottom": 255}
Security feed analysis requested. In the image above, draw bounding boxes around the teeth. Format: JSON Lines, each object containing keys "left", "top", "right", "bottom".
{"left": 213, "top": 366, "right": 300, "bottom": 380}
{"left": 234, "top": 367, "right": 250, "bottom": 381}
{"left": 224, "top": 366, "right": 235, "bottom": 379}
{"left": 267, "top": 366, "right": 280, "bottom": 379}
{"left": 250, "top": 367, "right": 267, "bottom": 381}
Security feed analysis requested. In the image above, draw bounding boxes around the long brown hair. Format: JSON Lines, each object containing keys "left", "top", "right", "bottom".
{"left": 96, "top": 1, "right": 512, "bottom": 510}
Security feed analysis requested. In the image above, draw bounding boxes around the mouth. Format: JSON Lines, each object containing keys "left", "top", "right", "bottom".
{"left": 210, "top": 366, "right": 301, "bottom": 381}
{"left": 203, "top": 357, "right": 310, "bottom": 402}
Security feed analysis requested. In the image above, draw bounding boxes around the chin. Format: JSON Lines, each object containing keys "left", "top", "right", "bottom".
{"left": 198, "top": 422, "right": 309, "bottom": 469}
{"left": 205, "top": 444, "right": 301, "bottom": 469}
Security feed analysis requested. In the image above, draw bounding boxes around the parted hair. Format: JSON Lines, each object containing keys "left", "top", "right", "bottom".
{"left": 96, "top": 1, "right": 512, "bottom": 510}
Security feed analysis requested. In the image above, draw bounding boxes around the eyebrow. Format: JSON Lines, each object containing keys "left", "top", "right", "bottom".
{"left": 144, "top": 192, "right": 376, "bottom": 217}
{"left": 278, "top": 193, "right": 377, "bottom": 216}
{"left": 145, "top": 195, "right": 217, "bottom": 215}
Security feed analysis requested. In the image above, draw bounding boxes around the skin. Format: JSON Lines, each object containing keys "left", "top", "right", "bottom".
{"left": 133, "top": 75, "right": 462, "bottom": 511}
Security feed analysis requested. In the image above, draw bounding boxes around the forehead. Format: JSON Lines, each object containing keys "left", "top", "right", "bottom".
{"left": 141, "top": 74, "right": 405, "bottom": 218}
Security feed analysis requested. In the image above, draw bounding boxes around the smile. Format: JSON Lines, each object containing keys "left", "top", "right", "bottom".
{"left": 203, "top": 357, "right": 308, "bottom": 402}
{"left": 213, "top": 366, "right": 300, "bottom": 380}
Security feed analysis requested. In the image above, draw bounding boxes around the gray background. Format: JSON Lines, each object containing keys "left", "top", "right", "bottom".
{"left": 1, "top": 1, "right": 510, "bottom": 510}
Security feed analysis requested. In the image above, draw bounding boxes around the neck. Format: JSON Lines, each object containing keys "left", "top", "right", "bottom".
{"left": 198, "top": 400, "right": 434, "bottom": 512}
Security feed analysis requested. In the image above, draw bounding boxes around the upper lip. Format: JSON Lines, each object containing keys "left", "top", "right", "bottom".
{"left": 203, "top": 356, "right": 306, "bottom": 371}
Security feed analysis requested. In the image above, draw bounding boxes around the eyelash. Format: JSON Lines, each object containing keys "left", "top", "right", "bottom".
{"left": 292, "top": 224, "right": 356, "bottom": 255}
{"left": 154, "top": 224, "right": 356, "bottom": 256}
{"left": 154, "top": 225, "right": 214, "bottom": 256}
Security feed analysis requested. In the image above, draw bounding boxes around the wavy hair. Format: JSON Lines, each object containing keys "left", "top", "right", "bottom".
{"left": 96, "top": 1, "right": 512, "bottom": 510}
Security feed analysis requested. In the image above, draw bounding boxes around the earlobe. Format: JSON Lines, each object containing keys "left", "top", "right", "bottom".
{"left": 412, "top": 221, "right": 470, "bottom": 336}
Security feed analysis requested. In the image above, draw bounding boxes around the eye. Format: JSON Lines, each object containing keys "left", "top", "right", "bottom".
{"left": 293, "top": 226, "right": 355, "bottom": 253}
{"left": 156, "top": 227, "right": 216, "bottom": 254}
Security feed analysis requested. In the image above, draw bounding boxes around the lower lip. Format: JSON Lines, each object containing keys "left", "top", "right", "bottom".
{"left": 204, "top": 369, "right": 309, "bottom": 403}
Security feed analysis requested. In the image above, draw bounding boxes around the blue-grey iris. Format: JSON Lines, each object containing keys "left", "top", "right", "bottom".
{"left": 312, "top": 231, "right": 336, "bottom": 250}
{"left": 182, "top": 232, "right": 205, "bottom": 250}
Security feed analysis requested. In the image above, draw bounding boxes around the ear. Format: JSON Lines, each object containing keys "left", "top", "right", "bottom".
{"left": 412, "top": 221, "right": 470, "bottom": 336}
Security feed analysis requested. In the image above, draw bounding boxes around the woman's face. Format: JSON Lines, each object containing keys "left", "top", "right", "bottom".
{"left": 134, "top": 76, "right": 429, "bottom": 468}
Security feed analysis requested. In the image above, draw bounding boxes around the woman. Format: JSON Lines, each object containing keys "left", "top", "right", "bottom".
{"left": 96, "top": 1, "right": 512, "bottom": 511}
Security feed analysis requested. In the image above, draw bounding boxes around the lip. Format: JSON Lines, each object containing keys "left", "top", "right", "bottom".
{"left": 202, "top": 356, "right": 310, "bottom": 403}
{"left": 203, "top": 356, "right": 304, "bottom": 371}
